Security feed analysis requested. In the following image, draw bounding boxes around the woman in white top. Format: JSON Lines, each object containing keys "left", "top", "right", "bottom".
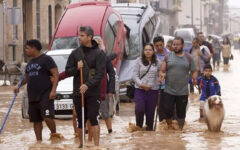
{"left": 132, "top": 43, "right": 161, "bottom": 131}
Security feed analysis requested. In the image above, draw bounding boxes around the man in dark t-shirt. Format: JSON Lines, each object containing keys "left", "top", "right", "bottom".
{"left": 14, "top": 39, "right": 61, "bottom": 141}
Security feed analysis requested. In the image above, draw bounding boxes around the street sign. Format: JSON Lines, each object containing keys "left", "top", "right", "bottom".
{"left": 7, "top": 7, "right": 21, "bottom": 25}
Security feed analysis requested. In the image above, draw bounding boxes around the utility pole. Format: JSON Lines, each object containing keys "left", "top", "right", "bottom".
{"left": 191, "top": 0, "right": 194, "bottom": 27}
{"left": 2, "top": 0, "right": 6, "bottom": 62}
{"left": 200, "top": 0, "right": 202, "bottom": 31}
{"left": 218, "top": 0, "right": 224, "bottom": 34}
{"left": 2, "top": 0, "right": 6, "bottom": 86}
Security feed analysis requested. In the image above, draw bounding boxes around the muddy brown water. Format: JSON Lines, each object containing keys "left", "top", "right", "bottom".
{"left": 1, "top": 50, "right": 240, "bottom": 150}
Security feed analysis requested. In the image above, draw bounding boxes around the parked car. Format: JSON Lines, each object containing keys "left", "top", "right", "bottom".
{"left": 31, "top": 1, "right": 125, "bottom": 117}
{"left": 112, "top": 3, "right": 161, "bottom": 99}
{"left": 22, "top": 49, "right": 74, "bottom": 119}
{"left": 174, "top": 28, "right": 195, "bottom": 52}
{"left": 49, "top": 1, "right": 126, "bottom": 74}
{"left": 50, "top": 1, "right": 126, "bottom": 103}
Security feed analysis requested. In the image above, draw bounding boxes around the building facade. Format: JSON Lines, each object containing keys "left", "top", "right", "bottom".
{"left": 150, "top": 0, "right": 181, "bottom": 35}
{"left": 178, "top": 0, "right": 209, "bottom": 33}
{"left": 0, "top": 0, "right": 69, "bottom": 63}
{"left": 114, "top": 0, "right": 181, "bottom": 35}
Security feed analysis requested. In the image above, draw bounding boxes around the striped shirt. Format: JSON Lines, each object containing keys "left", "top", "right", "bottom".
{"left": 132, "top": 57, "right": 161, "bottom": 90}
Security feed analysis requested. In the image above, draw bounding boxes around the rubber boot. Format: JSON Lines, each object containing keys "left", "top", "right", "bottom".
{"left": 177, "top": 119, "right": 185, "bottom": 130}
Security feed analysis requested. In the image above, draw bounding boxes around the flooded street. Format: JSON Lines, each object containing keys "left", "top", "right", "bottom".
{"left": 1, "top": 50, "right": 240, "bottom": 150}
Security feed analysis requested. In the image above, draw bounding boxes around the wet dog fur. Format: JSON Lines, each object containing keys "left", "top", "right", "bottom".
{"left": 203, "top": 95, "right": 225, "bottom": 132}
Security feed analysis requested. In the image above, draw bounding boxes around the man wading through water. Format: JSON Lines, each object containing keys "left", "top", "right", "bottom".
{"left": 13, "top": 40, "right": 62, "bottom": 140}
{"left": 159, "top": 37, "right": 198, "bottom": 130}
{"left": 65, "top": 26, "right": 106, "bottom": 148}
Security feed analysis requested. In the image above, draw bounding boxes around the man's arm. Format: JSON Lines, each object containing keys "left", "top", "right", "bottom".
{"left": 65, "top": 51, "right": 79, "bottom": 77}
{"left": 208, "top": 43, "right": 214, "bottom": 57}
{"left": 13, "top": 74, "right": 28, "bottom": 94}
{"left": 159, "top": 61, "right": 167, "bottom": 84}
{"left": 49, "top": 67, "right": 59, "bottom": 100}
{"left": 106, "top": 60, "right": 115, "bottom": 95}
{"left": 215, "top": 79, "right": 221, "bottom": 96}
{"left": 191, "top": 71, "right": 198, "bottom": 85}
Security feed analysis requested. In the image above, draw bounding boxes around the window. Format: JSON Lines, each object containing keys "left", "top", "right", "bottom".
{"left": 51, "top": 37, "right": 79, "bottom": 50}
{"left": 50, "top": 55, "right": 69, "bottom": 73}
{"left": 104, "top": 13, "right": 120, "bottom": 54}
{"left": 104, "top": 22, "right": 115, "bottom": 55}
{"left": 36, "top": 0, "right": 40, "bottom": 39}
{"left": 121, "top": 16, "right": 141, "bottom": 59}
{"left": 48, "top": 5, "right": 52, "bottom": 43}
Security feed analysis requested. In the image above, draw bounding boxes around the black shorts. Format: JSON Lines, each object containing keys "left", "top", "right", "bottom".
{"left": 28, "top": 91, "right": 55, "bottom": 122}
{"left": 73, "top": 94, "right": 101, "bottom": 128}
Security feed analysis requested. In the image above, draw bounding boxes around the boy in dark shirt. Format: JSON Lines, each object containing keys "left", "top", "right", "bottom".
{"left": 13, "top": 39, "right": 62, "bottom": 141}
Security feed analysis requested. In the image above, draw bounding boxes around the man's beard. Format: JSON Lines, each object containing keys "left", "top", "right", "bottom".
{"left": 174, "top": 48, "right": 183, "bottom": 54}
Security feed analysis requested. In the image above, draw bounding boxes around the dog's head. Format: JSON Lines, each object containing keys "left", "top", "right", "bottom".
{"left": 207, "top": 95, "right": 223, "bottom": 110}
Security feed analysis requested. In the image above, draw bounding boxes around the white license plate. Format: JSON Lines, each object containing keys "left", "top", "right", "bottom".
{"left": 55, "top": 103, "right": 73, "bottom": 110}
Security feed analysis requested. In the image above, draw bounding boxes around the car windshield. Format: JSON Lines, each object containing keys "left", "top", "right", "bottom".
{"left": 175, "top": 31, "right": 192, "bottom": 42}
{"left": 51, "top": 37, "right": 79, "bottom": 50}
{"left": 50, "top": 55, "right": 69, "bottom": 73}
{"left": 122, "top": 16, "right": 140, "bottom": 59}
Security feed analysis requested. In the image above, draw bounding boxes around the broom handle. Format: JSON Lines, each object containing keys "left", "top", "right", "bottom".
{"left": 80, "top": 67, "right": 85, "bottom": 146}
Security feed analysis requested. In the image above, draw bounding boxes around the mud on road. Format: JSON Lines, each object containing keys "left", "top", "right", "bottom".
{"left": 1, "top": 50, "right": 240, "bottom": 150}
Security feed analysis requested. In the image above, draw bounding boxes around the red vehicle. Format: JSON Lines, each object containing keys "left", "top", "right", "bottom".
{"left": 49, "top": 1, "right": 126, "bottom": 74}
{"left": 47, "top": 1, "right": 126, "bottom": 117}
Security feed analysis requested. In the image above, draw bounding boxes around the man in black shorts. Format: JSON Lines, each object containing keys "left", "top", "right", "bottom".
{"left": 14, "top": 39, "right": 61, "bottom": 141}
{"left": 65, "top": 26, "right": 106, "bottom": 147}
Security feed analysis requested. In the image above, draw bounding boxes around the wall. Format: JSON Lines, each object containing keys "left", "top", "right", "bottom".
{"left": 0, "top": 1, "right": 3, "bottom": 61}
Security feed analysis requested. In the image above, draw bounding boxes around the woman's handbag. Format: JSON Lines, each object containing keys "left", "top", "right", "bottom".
{"left": 126, "top": 63, "right": 152, "bottom": 99}
{"left": 126, "top": 81, "right": 135, "bottom": 99}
